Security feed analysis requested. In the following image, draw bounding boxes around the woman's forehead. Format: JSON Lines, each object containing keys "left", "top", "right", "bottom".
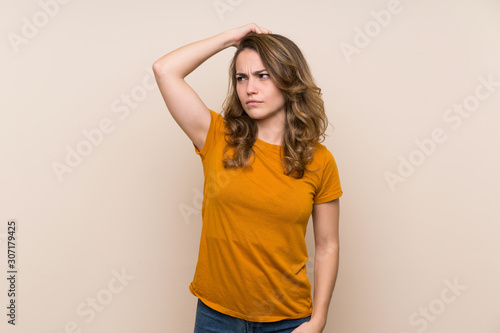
{"left": 235, "top": 49, "right": 265, "bottom": 72}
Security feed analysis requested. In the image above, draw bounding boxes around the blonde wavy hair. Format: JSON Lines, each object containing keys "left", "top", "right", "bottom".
{"left": 222, "top": 33, "right": 329, "bottom": 179}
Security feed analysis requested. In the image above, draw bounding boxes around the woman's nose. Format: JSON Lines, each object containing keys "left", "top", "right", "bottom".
{"left": 246, "top": 78, "right": 257, "bottom": 95}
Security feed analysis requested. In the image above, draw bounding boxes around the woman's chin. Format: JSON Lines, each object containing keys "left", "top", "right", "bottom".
{"left": 244, "top": 108, "right": 270, "bottom": 120}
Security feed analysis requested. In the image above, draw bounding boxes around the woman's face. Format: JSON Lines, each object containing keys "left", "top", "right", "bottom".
{"left": 235, "top": 49, "right": 285, "bottom": 123}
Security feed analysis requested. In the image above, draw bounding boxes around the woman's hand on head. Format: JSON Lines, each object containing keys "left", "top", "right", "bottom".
{"left": 225, "top": 23, "right": 272, "bottom": 47}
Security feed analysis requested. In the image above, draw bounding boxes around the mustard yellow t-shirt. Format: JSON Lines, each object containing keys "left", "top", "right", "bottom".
{"left": 189, "top": 109, "right": 342, "bottom": 322}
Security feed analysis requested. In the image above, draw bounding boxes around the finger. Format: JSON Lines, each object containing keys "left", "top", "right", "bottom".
{"left": 251, "top": 23, "right": 264, "bottom": 34}
{"left": 248, "top": 23, "right": 260, "bottom": 33}
{"left": 259, "top": 26, "right": 272, "bottom": 34}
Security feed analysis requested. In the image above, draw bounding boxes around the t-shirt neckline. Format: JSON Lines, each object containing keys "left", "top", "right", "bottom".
{"left": 255, "top": 138, "right": 283, "bottom": 150}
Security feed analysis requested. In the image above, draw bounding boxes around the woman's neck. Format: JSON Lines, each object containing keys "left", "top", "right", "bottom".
{"left": 254, "top": 113, "right": 285, "bottom": 145}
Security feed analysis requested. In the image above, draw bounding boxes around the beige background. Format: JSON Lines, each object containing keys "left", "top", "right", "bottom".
{"left": 1, "top": 0, "right": 499, "bottom": 332}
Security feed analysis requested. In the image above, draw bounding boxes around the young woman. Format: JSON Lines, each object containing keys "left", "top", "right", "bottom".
{"left": 153, "top": 23, "right": 342, "bottom": 333}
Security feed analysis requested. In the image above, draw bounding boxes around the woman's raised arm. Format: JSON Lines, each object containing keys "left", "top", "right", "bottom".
{"left": 152, "top": 23, "right": 271, "bottom": 151}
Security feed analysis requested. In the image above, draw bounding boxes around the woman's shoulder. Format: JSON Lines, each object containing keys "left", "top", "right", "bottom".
{"left": 312, "top": 140, "right": 331, "bottom": 156}
{"left": 311, "top": 140, "right": 338, "bottom": 166}
{"left": 207, "top": 109, "right": 226, "bottom": 131}
{"left": 209, "top": 109, "right": 223, "bottom": 120}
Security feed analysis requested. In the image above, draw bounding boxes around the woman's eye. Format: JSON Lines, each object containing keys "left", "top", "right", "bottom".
{"left": 260, "top": 73, "right": 269, "bottom": 79}
{"left": 236, "top": 76, "right": 246, "bottom": 82}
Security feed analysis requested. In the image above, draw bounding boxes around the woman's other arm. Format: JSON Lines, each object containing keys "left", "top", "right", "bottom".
{"left": 293, "top": 199, "right": 340, "bottom": 333}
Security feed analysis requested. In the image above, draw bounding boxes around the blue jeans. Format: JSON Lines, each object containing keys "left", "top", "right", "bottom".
{"left": 194, "top": 298, "right": 311, "bottom": 333}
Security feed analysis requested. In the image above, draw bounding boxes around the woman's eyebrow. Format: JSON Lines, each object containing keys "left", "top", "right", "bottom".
{"left": 236, "top": 69, "right": 267, "bottom": 76}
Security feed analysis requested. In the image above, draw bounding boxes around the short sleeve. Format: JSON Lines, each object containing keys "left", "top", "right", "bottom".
{"left": 193, "top": 109, "right": 222, "bottom": 157}
{"left": 314, "top": 148, "right": 343, "bottom": 204}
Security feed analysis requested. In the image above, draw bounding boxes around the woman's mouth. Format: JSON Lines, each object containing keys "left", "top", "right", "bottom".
{"left": 246, "top": 100, "right": 262, "bottom": 106}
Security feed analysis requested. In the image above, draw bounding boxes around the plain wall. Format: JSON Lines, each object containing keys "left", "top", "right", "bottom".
{"left": 1, "top": 0, "right": 499, "bottom": 332}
